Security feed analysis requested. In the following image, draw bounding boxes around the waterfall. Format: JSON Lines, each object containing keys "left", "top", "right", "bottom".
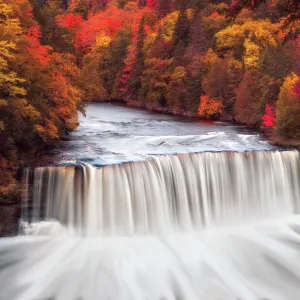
{"left": 2, "top": 150, "right": 300, "bottom": 300}
{"left": 21, "top": 150, "right": 300, "bottom": 236}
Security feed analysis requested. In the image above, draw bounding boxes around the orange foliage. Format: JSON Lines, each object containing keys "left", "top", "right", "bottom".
{"left": 198, "top": 95, "right": 223, "bottom": 117}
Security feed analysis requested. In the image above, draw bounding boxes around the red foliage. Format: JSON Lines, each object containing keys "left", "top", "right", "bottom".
{"left": 27, "top": 25, "right": 42, "bottom": 39}
{"left": 26, "top": 25, "right": 51, "bottom": 66}
{"left": 211, "top": 12, "right": 221, "bottom": 19}
{"left": 73, "top": 6, "right": 151, "bottom": 53}
{"left": 25, "top": 9, "right": 34, "bottom": 18}
{"left": 56, "top": 14, "right": 84, "bottom": 31}
{"left": 262, "top": 104, "right": 276, "bottom": 127}
{"left": 74, "top": 7, "right": 124, "bottom": 52}
{"left": 146, "top": 0, "right": 157, "bottom": 10}
{"left": 120, "top": 65, "right": 132, "bottom": 86}
{"left": 292, "top": 81, "right": 300, "bottom": 98}
{"left": 230, "top": 0, "right": 237, "bottom": 7}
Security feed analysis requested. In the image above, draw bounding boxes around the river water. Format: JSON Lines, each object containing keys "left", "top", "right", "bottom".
{"left": 1, "top": 104, "right": 300, "bottom": 300}
{"left": 50, "top": 103, "right": 277, "bottom": 165}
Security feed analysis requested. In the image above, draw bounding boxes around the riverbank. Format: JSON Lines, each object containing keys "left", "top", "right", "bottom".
{"left": 263, "top": 133, "right": 300, "bottom": 148}
{"left": 124, "top": 100, "right": 235, "bottom": 120}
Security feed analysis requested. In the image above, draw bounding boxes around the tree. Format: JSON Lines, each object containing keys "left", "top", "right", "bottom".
{"left": 98, "top": 29, "right": 131, "bottom": 99}
{"left": 166, "top": 66, "right": 187, "bottom": 111}
{"left": 129, "top": 17, "right": 146, "bottom": 100}
{"left": 228, "top": 0, "right": 300, "bottom": 29}
{"left": 185, "top": 13, "right": 207, "bottom": 58}
{"left": 188, "top": 0, "right": 208, "bottom": 11}
{"left": 56, "top": 13, "right": 84, "bottom": 30}
{"left": 0, "top": 0, "right": 33, "bottom": 165}
{"left": 262, "top": 104, "right": 276, "bottom": 128}
{"left": 149, "top": 26, "right": 170, "bottom": 59}
{"left": 172, "top": 9, "right": 190, "bottom": 50}
{"left": 234, "top": 71, "right": 258, "bottom": 125}
{"left": 185, "top": 60, "right": 203, "bottom": 112}
{"left": 146, "top": 0, "right": 157, "bottom": 10}
{"left": 276, "top": 73, "right": 300, "bottom": 137}
{"left": 140, "top": 58, "right": 173, "bottom": 107}
{"left": 1, "top": 0, "right": 84, "bottom": 168}
{"left": 216, "top": 20, "right": 278, "bottom": 61}
{"left": 198, "top": 95, "right": 223, "bottom": 118}
{"left": 293, "top": 35, "right": 300, "bottom": 75}
{"left": 201, "top": 50, "right": 243, "bottom": 114}
{"left": 69, "top": 0, "right": 89, "bottom": 18}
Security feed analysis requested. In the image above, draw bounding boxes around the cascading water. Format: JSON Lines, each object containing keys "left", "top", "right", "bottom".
{"left": 21, "top": 150, "right": 300, "bottom": 236}
{"left": 2, "top": 150, "right": 300, "bottom": 300}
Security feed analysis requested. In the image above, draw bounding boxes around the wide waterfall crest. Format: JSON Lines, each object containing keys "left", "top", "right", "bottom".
{"left": 21, "top": 150, "right": 300, "bottom": 236}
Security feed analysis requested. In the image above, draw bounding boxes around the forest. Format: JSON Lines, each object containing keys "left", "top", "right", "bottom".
{"left": 0, "top": 0, "right": 299, "bottom": 196}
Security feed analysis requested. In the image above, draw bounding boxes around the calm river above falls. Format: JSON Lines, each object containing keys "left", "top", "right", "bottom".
{"left": 1, "top": 103, "right": 300, "bottom": 300}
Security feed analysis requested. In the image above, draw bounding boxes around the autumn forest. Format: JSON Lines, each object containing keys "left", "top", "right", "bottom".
{"left": 0, "top": 0, "right": 299, "bottom": 195}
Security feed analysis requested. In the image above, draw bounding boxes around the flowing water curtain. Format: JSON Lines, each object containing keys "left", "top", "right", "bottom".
{"left": 21, "top": 151, "right": 300, "bottom": 236}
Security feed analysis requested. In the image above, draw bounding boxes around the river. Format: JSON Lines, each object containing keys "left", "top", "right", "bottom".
{"left": 1, "top": 103, "right": 300, "bottom": 300}
{"left": 47, "top": 103, "right": 277, "bottom": 165}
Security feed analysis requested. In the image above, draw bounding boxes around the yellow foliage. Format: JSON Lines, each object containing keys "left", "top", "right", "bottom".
{"left": 243, "top": 38, "right": 261, "bottom": 70}
{"left": 159, "top": 11, "right": 179, "bottom": 40}
{"left": 144, "top": 32, "right": 156, "bottom": 53}
{"left": 159, "top": 9, "right": 193, "bottom": 41}
{"left": 216, "top": 20, "right": 279, "bottom": 52}
{"left": 0, "top": 1, "right": 22, "bottom": 41}
{"left": 95, "top": 34, "right": 112, "bottom": 50}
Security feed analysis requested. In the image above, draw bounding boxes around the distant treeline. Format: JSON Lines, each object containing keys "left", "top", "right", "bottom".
{"left": 0, "top": 0, "right": 299, "bottom": 192}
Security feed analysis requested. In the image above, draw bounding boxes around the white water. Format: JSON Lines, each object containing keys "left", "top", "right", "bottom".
{"left": 1, "top": 103, "right": 300, "bottom": 300}
{"left": 0, "top": 150, "right": 298, "bottom": 300}
{"left": 2, "top": 218, "right": 300, "bottom": 300}
{"left": 51, "top": 103, "right": 277, "bottom": 165}
{"left": 21, "top": 151, "right": 300, "bottom": 237}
